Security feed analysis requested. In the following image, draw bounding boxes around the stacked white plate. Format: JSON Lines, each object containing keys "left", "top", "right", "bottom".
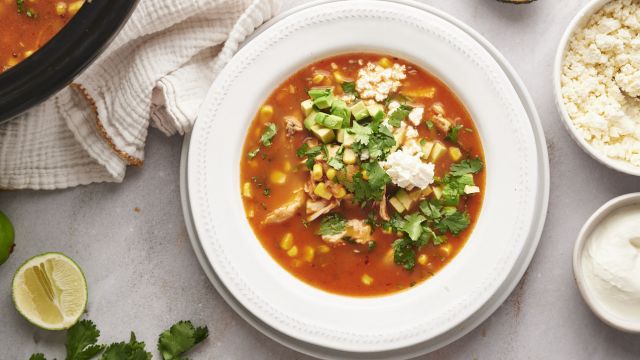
{"left": 181, "top": 1, "right": 550, "bottom": 358}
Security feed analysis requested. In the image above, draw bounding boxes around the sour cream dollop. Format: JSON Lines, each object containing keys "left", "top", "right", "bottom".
{"left": 582, "top": 205, "right": 640, "bottom": 322}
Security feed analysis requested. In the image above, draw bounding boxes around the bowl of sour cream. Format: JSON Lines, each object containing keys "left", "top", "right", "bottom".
{"left": 574, "top": 193, "right": 640, "bottom": 333}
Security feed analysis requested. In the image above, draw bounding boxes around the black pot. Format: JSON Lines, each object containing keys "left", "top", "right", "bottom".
{"left": 0, "top": 0, "right": 139, "bottom": 124}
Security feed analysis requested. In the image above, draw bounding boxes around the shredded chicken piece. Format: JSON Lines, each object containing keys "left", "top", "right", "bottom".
{"left": 431, "top": 102, "right": 445, "bottom": 116}
{"left": 345, "top": 219, "right": 373, "bottom": 244}
{"left": 284, "top": 116, "right": 303, "bottom": 136}
{"left": 304, "top": 176, "right": 318, "bottom": 201}
{"left": 432, "top": 113, "right": 452, "bottom": 134}
{"left": 261, "top": 189, "right": 305, "bottom": 225}
{"left": 320, "top": 218, "right": 373, "bottom": 245}
{"left": 379, "top": 186, "right": 390, "bottom": 221}
{"left": 306, "top": 199, "right": 339, "bottom": 222}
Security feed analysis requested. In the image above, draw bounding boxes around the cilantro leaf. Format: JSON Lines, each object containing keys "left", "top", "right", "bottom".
{"left": 65, "top": 320, "right": 105, "bottom": 360}
{"left": 349, "top": 121, "right": 373, "bottom": 145}
{"left": 366, "top": 127, "right": 396, "bottom": 161}
{"left": 102, "top": 333, "right": 151, "bottom": 360}
{"left": 30, "top": 354, "right": 46, "bottom": 360}
{"left": 317, "top": 213, "right": 346, "bottom": 236}
{"left": 435, "top": 211, "right": 470, "bottom": 235}
{"left": 392, "top": 238, "right": 416, "bottom": 270}
{"left": 445, "top": 124, "right": 463, "bottom": 143}
{"left": 387, "top": 105, "right": 412, "bottom": 127}
{"left": 158, "top": 321, "right": 208, "bottom": 360}
{"left": 401, "top": 213, "right": 426, "bottom": 241}
{"left": 341, "top": 82, "right": 358, "bottom": 97}
{"left": 260, "top": 123, "right": 277, "bottom": 147}
{"left": 419, "top": 200, "right": 443, "bottom": 220}
{"left": 16, "top": 0, "right": 24, "bottom": 14}
{"left": 352, "top": 162, "right": 390, "bottom": 204}
{"left": 449, "top": 158, "right": 483, "bottom": 176}
{"left": 296, "top": 144, "right": 322, "bottom": 169}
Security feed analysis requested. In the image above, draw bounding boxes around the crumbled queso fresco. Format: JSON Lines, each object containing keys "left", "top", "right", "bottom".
{"left": 561, "top": 0, "right": 640, "bottom": 167}
{"left": 356, "top": 62, "right": 407, "bottom": 102}
{"left": 382, "top": 150, "right": 435, "bottom": 190}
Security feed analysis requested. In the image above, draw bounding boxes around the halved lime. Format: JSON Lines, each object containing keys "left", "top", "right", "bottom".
{"left": 12, "top": 253, "right": 87, "bottom": 330}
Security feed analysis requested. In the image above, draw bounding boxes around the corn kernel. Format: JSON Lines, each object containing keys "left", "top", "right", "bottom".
{"left": 55, "top": 2, "right": 68, "bottom": 16}
{"left": 270, "top": 170, "right": 287, "bottom": 185}
{"left": 312, "top": 74, "right": 325, "bottom": 84}
{"left": 361, "top": 274, "right": 374, "bottom": 286}
{"left": 317, "top": 245, "right": 331, "bottom": 254}
{"left": 283, "top": 161, "right": 292, "bottom": 172}
{"left": 378, "top": 57, "right": 392, "bottom": 68}
{"left": 287, "top": 245, "right": 299, "bottom": 257}
{"left": 343, "top": 148, "right": 356, "bottom": 165}
{"left": 333, "top": 185, "right": 347, "bottom": 199}
{"left": 23, "top": 50, "right": 34, "bottom": 58}
{"left": 418, "top": 254, "right": 428, "bottom": 266}
{"left": 260, "top": 105, "right": 274, "bottom": 121}
{"left": 312, "top": 163, "right": 323, "bottom": 181}
{"left": 330, "top": 62, "right": 338, "bottom": 70}
{"left": 247, "top": 207, "right": 255, "bottom": 218}
{"left": 280, "top": 233, "right": 294, "bottom": 250}
{"left": 303, "top": 246, "right": 315, "bottom": 262}
{"left": 313, "top": 183, "right": 333, "bottom": 200}
{"left": 292, "top": 259, "right": 303, "bottom": 267}
{"left": 361, "top": 170, "right": 369, "bottom": 180}
{"left": 68, "top": 0, "right": 84, "bottom": 15}
{"left": 242, "top": 182, "right": 253, "bottom": 198}
{"left": 440, "top": 243, "right": 452, "bottom": 257}
{"left": 333, "top": 71, "right": 345, "bottom": 83}
{"left": 326, "top": 168, "right": 337, "bottom": 181}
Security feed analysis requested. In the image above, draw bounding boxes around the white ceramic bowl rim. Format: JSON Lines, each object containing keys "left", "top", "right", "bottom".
{"left": 553, "top": 0, "right": 640, "bottom": 177}
{"left": 573, "top": 192, "right": 640, "bottom": 333}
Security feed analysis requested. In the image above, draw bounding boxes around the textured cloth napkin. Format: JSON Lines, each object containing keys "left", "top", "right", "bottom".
{"left": 0, "top": 0, "right": 282, "bottom": 190}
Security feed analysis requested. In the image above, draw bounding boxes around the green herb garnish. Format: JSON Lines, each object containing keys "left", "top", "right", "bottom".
{"left": 317, "top": 213, "right": 346, "bottom": 236}
{"left": 260, "top": 123, "right": 277, "bottom": 147}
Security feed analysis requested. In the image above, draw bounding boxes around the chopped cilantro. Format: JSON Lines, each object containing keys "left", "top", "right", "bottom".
{"left": 101, "top": 332, "right": 151, "bottom": 360}
{"left": 327, "top": 157, "right": 344, "bottom": 170}
{"left": 392, "top": 238, "right": 416, "bottom": 270}
{"left": 435, "top": 211, "right": 470, "bottom": 235}
{"left": 366, "top": 127, "right": 396, "bottom": 161}
{"left": 16, "top": 0, "right": 24, "bottom": 14}
{"left": 341, "top": 81, "right": 358, "bottom": 97}
{"left": 445, "top": 124, "right": 463, "bottom": 143}
{"left": 263, "top": 188, "right": 271, "bottom": 197}
{"left": 367, "top": 240, "right": 377, "bottom": 252}
{"left": 260, "top": 123, "right": 277, "bottom": 146}
{"left": 317, "top": 213, "right": 346, "bottom": 236}
{"left": 296, "top": 143, "right": 322, "bottom": 169}
{"left": 349, "top": 121, "right": 373, "bottom": 145}
{"left": 387, "top": 105, "right": 413, "bottom": 127}
{"left": 401, "top": 213, "right": 426, "bottom": 241}
{"left": 419, "top": 199, "right": 443, "bottom": 220}
{"left": 352, "top": 162, "right": 390, "bottom": 205}
{"left": 449, "top": 158, "right": 483, "bottom": 176}
{"left": 426, "top": 120, "right": 434, "bottom": 130}
{"left": 26, "top": 8, "right": 35, "bottom": 18}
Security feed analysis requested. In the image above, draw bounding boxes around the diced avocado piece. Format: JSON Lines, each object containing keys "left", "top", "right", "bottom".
{"left": 319, "top": 114, "right": 344, "bottom": 129}
{"left": 337, "top": 129, "right": 346, "bottom": 143}
{"left": 449, "top": 146, "right": 463, "bottom": 161}
{"left": 367, "top": 104, "right": 385, "bottom": 121}
{"left": 429, "top": 142, "right": 447, "bottom": 162}
{"left": 301, "top": 99, "right": 314, "bottom": 116}
{"left": 392, "top": 130, "right": 406, "bottom": 152}
{"left": 350, "top": 101, "right": 369, "bottom": 121}
{"left": 432, "top": 186, "right": 444, "bottom": 200}
{"left": 326, "top": 145, "right": 340, "bottom": 159}
{"left": 460, "top": 173, "right": 475, "bottom": 185}
{"left": 343, "top": 148, "right": 357, "bottom": 164}
{"left": 304, "top": 111, "right": 318, "bottom": 130}
{"left": 421, "top": 141, "right": 435, "bottom": 160}
{"left": 342, "top": 132, "right": 355, "bottom": 147}
{"left": 308, "top": 87, "right": 333, "bottom": 100}
{"left": 409, "top": 189, "right": 423, "bottom": 202}
{"left": 443, "top": 193, "right": 460, "bottom": 207}
{"left": 314, "top": 95, "right": 334, "bottom": 110}
{"left": 395, "top": 189, "right": 413, "bottom": 210}
{"left": 389, "top": 197, "right": 406, "bottom": 213}
{"left": 310, "top": 124, "right": 335, "bottom": 144}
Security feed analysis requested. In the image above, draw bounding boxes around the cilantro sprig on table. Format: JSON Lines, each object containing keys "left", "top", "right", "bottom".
{"left": 30, "top": 319, "right": 208, "bottom": 360}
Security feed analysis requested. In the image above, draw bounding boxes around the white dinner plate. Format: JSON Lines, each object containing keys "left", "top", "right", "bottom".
{"left": 187, "top": 0, "right": 549, "bottom": 354}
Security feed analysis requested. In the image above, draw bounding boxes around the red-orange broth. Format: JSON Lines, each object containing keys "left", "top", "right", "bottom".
{"left": 240, "top": 53, "right": 485, "bottom": 296}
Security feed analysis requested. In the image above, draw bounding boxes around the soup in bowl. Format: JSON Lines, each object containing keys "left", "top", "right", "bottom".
{"left": 240, "top": 53, "right": 485, "bottom": 297}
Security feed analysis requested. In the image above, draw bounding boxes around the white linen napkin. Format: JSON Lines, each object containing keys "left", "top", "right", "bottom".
{"left": 0, "top": 0, "right": 282, "bottom": 190}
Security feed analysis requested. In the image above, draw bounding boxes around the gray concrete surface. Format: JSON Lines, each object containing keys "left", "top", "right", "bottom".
{"left": 2, "top": 0, "right": 640, "bottom": 359}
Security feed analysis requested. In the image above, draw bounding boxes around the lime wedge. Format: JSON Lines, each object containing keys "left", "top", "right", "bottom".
{"left": 12, "top": 253, "right": 87, "bottom": 330}
{"left": 0, "top": 211, "right": 14, "bottom": 265}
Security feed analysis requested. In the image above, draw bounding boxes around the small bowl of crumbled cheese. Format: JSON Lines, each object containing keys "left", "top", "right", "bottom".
{"left": 573, "top": 192, "right": 640, "bottom": 333}
{"left": 554, "top": 0, "right": 640, "bottom": 176}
